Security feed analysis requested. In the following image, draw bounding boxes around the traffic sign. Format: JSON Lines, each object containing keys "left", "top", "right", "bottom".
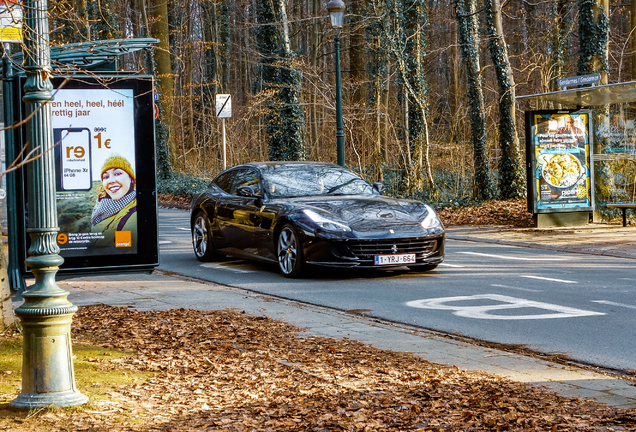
{"left": 557, "top": 73, "right": 601, "bottom": 88}
{"left": 216, "top": 94, "right": 231, "bottom": 118}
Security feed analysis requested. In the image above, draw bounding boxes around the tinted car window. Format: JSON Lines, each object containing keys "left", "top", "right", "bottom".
{"left": 230, "top": 168, "right": 262, "bottom": 196}
{"left": 261, "top": 164, "right": 373, "bottom": 197}
{"left": 214, "top": 170, "right": 236, "bottom": 193}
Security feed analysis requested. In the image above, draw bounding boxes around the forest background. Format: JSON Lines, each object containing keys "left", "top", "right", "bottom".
{"left": 32, "top": 0, "right": 628, "bottom": 206}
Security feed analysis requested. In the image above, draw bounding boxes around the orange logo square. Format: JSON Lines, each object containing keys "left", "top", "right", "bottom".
{"left": 115, "top": 230, "right": 132, "bottom": 247}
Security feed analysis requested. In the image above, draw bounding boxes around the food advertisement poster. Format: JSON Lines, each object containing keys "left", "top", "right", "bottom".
{"left": 52, "top": 88, "right": 138, "bottom": 257}
{"left": 528, "top": 110, "right": 592, "bottom": 213}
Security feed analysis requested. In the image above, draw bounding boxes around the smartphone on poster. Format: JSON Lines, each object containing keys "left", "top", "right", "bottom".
{"left": 54, "top": 128, "right": 92, "bottom": 191}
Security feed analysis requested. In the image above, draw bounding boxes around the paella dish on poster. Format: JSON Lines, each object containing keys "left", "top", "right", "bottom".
{"left": 541, "top": 153, "right": 584, "bottom": 189}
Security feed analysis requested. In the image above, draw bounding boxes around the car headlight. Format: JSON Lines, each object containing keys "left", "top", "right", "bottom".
{"left": 420, "top": 206, "right": 443, "bottom": 229}
{"left": 303, "top": 209, "right": 351, "bottom": 232}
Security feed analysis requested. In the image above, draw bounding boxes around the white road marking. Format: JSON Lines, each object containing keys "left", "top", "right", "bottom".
{"left": 458, "top": 251, "right": 568, "bottom": 261}
{"left": 406, "top": 294, "right": 604, "bottom": 320}
{"left": 618, "top": 278, "right": 636, "bottom": 282}
{"left": 521, "top": 275, "right": 578, "bottom": 284}
{"left": 591, "top": 300, "right": 636, "bottom": 310}
{"left": 491, "top": 284, "right": 543, "bottom": 293}
{"left": 159, "top": 240, "right": 173, "bottom": 244}
{"left": 439, "top": 263, "right": 464, "bottom": 268}
{"left": 175, "top": 227, "right": 190, "bottom": 231}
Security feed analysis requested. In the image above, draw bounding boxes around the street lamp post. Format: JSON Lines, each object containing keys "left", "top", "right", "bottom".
{"left": 327, "top": 0, "right": 345, "bottom": 167}
{"left": 10, "top": 0, "right": 87, "bottom": 408}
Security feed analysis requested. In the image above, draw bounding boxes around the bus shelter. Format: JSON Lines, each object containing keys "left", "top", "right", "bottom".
{"left": 4, "top": 39, "right": 160, "bottom": 292}
{"left": 517, "top": 80, "right": 636, "bottom": 228}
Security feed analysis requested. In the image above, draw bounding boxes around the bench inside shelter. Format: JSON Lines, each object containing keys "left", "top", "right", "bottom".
{"left": 606, "top": 203, "right": 636, "bottom": 226}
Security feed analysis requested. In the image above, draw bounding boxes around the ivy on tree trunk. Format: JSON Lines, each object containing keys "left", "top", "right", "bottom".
{"left": 254, "top": 0, "right": 307, "bottom": 162}
{"left": 484, "top": 0, "right": 525, "bottom": 199}
{"left": 577, "top": 0, "right": 609, "bottom": 76}
{"left": 456, "top": 0, "right": 497, "bottom": 200}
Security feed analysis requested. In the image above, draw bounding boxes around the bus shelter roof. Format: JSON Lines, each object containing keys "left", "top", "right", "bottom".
{"left": 516, "top": 81, "right": 636, "bottom": 107}
{"left": 10, "top": 38, "right": 159, "bottom": 71}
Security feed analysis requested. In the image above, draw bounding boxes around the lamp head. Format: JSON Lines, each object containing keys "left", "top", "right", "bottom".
{"left": 326, "top": 0, "right": 345, "bottom": 28}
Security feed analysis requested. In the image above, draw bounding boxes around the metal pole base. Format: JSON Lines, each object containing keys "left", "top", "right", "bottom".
{"left": 11, "top": 281, "right": 87, "bottom": 409}
{"left": 11, "top": 389, "right": 88, "bottom": 409}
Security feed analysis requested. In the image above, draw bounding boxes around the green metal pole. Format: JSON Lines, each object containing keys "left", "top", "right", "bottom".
{"left": 2, "top": 46, "right": 26, "bottom": 294}
{"left": 10, "top": 0, "right": 87, "bottom": 408}
{"left": 334, "top": 32, "right": 345, "bottom": 167}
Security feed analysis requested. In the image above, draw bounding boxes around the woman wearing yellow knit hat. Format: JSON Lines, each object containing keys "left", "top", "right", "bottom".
{"left": 90, "top": 154, "right": 137, "bottom": 248}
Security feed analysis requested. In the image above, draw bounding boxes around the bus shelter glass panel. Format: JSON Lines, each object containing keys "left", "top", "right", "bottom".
{"left": 594, "top": 108, "right": 636, "bottom": 205}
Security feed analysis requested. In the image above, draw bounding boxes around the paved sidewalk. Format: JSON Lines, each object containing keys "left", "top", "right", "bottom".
{"left": 446, "top": 223, "right": 636, "bottom": 259}
{"left": 30, "top": 252, "right": 636, "bottom": 410}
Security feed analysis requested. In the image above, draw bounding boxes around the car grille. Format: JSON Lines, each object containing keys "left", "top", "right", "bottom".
{"left": 346, "top": 239, "right": 438, "bottom": 259}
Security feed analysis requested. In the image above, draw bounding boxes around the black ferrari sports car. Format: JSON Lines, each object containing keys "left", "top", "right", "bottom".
{"left": 190, "top": 162, "right": 445, "bottom": 277}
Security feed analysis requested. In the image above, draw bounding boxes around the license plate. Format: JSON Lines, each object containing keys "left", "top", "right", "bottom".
{"left": 374, "top": 253, "right": 416, "bottom": 266}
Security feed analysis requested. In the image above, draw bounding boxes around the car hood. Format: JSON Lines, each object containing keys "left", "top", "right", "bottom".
{"left": 289, "top": 195, "right": 432, "bottom": 234}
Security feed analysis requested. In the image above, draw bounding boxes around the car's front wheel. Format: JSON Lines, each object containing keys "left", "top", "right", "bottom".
{"left": 192, "top": 212, "right": 222, "bottom": 262}
{"left": 277, "top": 224, "right": 304, "bottom": 278}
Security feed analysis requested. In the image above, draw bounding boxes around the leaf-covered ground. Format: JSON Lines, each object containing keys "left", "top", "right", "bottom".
{"left": 158, "top": 195, "right": 534, "bottom": 228}
{"left": 3, "top": 305, "right": 636, "bottom": 431}
{"left": 436, "top": 199, "right": 534, "bottom": 228}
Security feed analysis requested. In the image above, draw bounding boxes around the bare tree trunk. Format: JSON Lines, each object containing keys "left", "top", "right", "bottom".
{"left": 550, "top": 0, "right": 571, "bottom": 91}
{"left": 311, "top": 0, "right": 320, "bottom": 160}
{"left": 632, "top": 0, "right": 636, "bottom": 80}
{"left": 149, "top": 0, "right": 176, "bottom": 166}
{"left": 185, "top": 0, "right": 196, "bottom": 162}
{"left": 449, "top": 20, "right": 460, "bottom": 123}
{"left": 350, "top": 0, "right": 365, "bottom": 106}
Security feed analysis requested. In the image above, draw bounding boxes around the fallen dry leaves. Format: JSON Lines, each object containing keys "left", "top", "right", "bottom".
{"left": 4, "top": 305, "right": 636, "bottom": 431}
{"left": 437, "top": 199, "right": 533, "bottom": 228}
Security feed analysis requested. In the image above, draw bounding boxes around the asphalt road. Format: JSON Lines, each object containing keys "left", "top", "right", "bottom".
{"left": 158, "top": 207, "right": 636, "bottom": 373}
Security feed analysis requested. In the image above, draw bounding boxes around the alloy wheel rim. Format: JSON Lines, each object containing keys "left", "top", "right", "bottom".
{"left": 278, "top": 227, "right": 297, "bottom": 274}
{"left": 193, "top": 216, "right": 208, "bottom": 257}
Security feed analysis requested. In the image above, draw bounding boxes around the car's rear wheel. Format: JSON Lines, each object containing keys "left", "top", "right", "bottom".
{"left": 277, "top": 224, "right": 304, "bottom": 278}
{"left": 192, "top": 212, "right": 221, "bottom": 262}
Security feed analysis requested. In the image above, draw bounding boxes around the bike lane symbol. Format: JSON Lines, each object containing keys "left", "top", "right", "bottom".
{"left": 406, "top": 294, "right": 605, "bottom": 320}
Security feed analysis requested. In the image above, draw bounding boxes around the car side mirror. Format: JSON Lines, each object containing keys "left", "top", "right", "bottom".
{"left": 237, "top": 186, "right": 257, "bottom": 197}
{"left": 373, "top": 182, "right": 384, "bottom": 194}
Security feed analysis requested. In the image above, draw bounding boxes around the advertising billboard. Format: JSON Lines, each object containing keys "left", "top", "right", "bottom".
{"left": 13, "top": 76, "right": 158, "bottom": 275}
{"left": 526, "top": 110, "right": 593, "bottom": 214}
{"left": 52, "top": 87, "right": 139, "bottom": 258}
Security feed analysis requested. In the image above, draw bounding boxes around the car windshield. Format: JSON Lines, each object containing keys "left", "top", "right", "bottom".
{"left": 261, "top": 165, "right": 374, "bottom": 198}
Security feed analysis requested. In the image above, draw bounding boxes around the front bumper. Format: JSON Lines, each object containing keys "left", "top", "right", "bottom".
{"left": 303, "top": 234, "right": 445, "bottom": 269}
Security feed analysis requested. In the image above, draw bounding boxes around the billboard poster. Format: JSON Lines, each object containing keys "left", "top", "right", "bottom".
{"left": 527, "top": 110, "right": 592, "bottom": 213}
{"left": 11, "top": 76, "right": 158, "bottom": 276}
{"left": 52, "top": 88, "right": 138, "bottom": 257}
